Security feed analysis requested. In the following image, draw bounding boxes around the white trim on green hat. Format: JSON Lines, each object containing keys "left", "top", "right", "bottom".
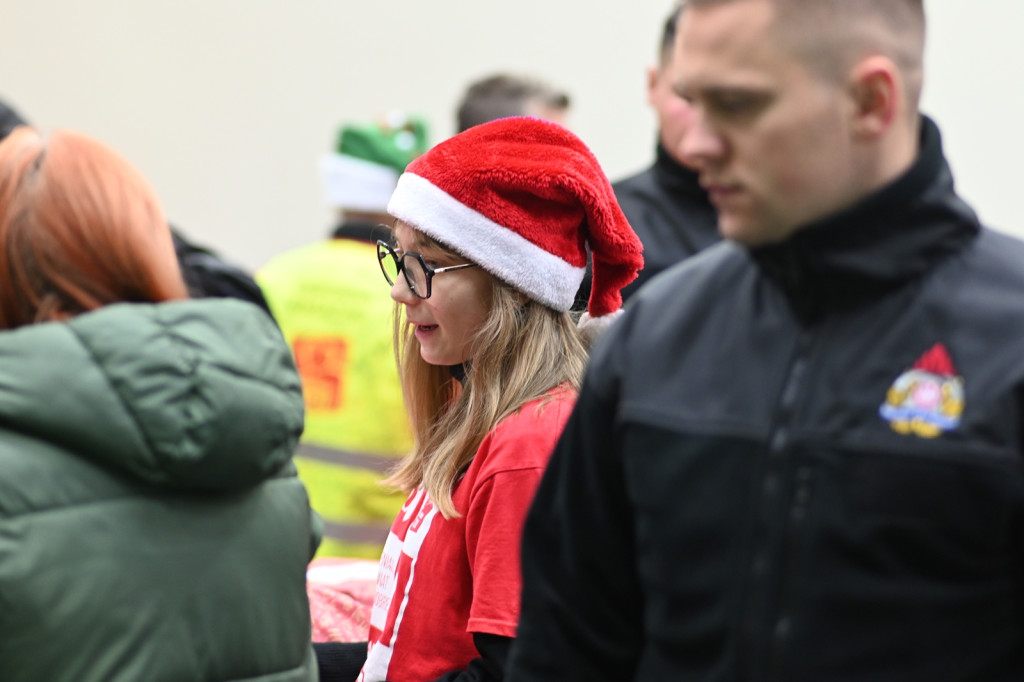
{"left": 320, "top": 153, "right": 399, "bottom": 212}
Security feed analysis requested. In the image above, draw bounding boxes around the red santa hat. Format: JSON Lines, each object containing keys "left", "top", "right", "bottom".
{"left": 386, "top": 116, "right": 643, "bottom": 319}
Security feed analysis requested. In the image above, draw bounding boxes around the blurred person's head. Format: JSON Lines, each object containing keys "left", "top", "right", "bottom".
{"left": 320, "top": 112, "right": 429, "bottom": 225}
{"left": 456, "top": 74, "right": 571, "bottom": 132}
{"left": 647, "top": 4, "right": 695, "bottom": 164}
{"left": 675, "top": 0, "right": 924, "bottom": 246}
{"left": 0, "top": 127, "right": 187, "bottom": 328}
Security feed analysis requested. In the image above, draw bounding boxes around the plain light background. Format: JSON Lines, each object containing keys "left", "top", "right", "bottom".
{"left": 1, "top": 1, "right": 1021, "bottom": 271}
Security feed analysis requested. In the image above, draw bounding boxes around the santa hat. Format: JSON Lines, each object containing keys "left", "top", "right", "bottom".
{"left": 386, "top": 116, "right": 643, "bottom": 322}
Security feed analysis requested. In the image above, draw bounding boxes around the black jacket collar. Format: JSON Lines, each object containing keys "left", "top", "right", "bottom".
{"left": 751, "top": 116, "right": 980, "bottom": 322}
{"left": 653, "top": 141, "right": 714, "bottom": 208}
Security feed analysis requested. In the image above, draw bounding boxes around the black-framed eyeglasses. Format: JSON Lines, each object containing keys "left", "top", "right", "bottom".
{"left": 376, "top": 240, "right": 479, "bottom": 300}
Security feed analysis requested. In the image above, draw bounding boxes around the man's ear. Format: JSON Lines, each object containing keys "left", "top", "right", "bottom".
{"left": 847, "top": 55, "right": 902, "bottom": 140}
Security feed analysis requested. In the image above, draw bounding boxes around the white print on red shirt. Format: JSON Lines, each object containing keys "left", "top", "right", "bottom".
{"left": 360, "top": 488, "right": 439, "bottom": 682}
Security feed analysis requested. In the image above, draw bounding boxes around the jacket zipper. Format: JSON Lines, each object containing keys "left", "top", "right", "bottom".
{"left": 740, "top": 329, "right": 813, "bottom": 680}
{"left": 768, "top": 465, "right": 814, "bottom": 676}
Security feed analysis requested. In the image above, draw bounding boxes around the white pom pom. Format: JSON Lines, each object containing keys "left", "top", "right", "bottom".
{"left": 576, "top": 309, "right": 623, "bottom": 348}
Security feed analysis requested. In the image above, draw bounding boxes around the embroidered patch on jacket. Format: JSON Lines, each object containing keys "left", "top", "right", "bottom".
{"left": 879, "top": 343, "right": 964, "bottom": 438}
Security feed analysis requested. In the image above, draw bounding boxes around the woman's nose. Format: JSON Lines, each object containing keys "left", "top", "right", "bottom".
{"left": 390, "top": 271, "right": 417, "bottom": 304}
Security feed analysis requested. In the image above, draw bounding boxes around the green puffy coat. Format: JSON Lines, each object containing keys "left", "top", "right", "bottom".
{"left": 0, "top": 300, "right": 320, "bottom": 682}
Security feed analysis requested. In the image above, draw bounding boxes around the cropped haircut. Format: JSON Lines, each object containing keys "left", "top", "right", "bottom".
{"left": 0, "top": 127, "right": 187, "bottom": 329}
{"left": 456, "top": 74, "right": 571, "bottom": 133}
{"left": 659, "top": 3, "right": 685, "bottom": 66}
{"left": 384, "top": 229, "right": 589, "bottom": 519}
{"left": 681, "top": 0, "right": 925, "bottom": 106}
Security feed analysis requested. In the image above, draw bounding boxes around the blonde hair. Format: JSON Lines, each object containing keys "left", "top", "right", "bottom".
{"left": 384, "top": 234, "right": 588, "bottom": 518}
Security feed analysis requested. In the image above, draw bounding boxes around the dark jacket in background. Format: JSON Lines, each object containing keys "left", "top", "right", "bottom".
{"left": 509, "top": 116, "right": 1024, "bottom": 681}
{"left": 0, "top": 299, "right": 318, "bottom": 682}
{"left": 172, "top": 228, "right": 273, "bottom": 317}
{"left": 612, "top": 142, "right": 719, "bottom": 301}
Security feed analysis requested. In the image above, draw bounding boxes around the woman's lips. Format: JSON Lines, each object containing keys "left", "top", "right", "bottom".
{"left": 414, "top": 323, "right": 438, "bottom": 339}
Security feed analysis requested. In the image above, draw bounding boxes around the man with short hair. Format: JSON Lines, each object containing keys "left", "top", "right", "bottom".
{"left": 613, "top": 3, "right": 718, "bottom": 301}
{"left": 455, "top": 73, "right": 570, "bottom": 133}
{"left": 507, "top": 0, "right": 1024, "bottom": 679}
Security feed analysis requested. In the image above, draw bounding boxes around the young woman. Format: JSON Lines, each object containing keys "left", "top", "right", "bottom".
{"left": 0, "top": 127, "right": 319, "bottom": 681}
{"left": 314, "top": 116, "right": 643, "bottom": 682}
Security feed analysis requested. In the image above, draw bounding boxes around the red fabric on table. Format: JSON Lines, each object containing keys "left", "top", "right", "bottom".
{"left": 307, "top": 557, "right": 378, "bottom": 643}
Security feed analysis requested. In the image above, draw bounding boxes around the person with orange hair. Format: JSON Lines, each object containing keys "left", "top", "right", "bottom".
{"left": 0, "top": 127, "right": 319, "bottom": 682}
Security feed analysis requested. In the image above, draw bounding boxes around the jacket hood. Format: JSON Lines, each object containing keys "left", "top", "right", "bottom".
{"left": 0, "top": 299, "right": 304, "bottom": 492}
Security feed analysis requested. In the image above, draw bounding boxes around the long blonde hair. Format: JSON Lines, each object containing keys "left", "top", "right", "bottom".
{"left": 384, "top": 234, "right": 589, "bottom": 518}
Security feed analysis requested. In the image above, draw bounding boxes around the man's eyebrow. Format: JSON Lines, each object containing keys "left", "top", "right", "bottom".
{"left": 682, "top": 86, "right": 776, "bottom": 113}
{"left": 676, "top": 82, "right": 772, "bottom": 97}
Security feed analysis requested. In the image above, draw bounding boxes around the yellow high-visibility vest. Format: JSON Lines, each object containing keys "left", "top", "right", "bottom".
{"left": 259, "top": 237, "right": 412, "bottom": 559}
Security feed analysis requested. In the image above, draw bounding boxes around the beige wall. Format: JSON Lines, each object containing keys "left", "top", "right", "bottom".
{"left": 1, "top": 1, "right": 1021, "bottom": 270}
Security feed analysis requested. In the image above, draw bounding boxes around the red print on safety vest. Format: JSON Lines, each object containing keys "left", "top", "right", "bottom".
{"left": 293, "top": 336, "right": 349, "bottom": 411}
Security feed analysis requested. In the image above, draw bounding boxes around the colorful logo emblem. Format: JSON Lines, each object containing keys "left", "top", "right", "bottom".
{"left": 879, "top": 343, "right": 964, "bottom": 438}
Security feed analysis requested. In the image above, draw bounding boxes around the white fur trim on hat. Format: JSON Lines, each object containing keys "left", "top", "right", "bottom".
{"left": 320, "top": 153, "right": 399, "bottom": 212}
{"left": 388, "top": 172, "right": 586, "bottom": 311}
{"left": 576, "top": 309, "right": 623, "bottom": 348}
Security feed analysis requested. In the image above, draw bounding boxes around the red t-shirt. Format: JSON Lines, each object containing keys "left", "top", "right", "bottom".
{"left": 358, "top": 390, "right": 575, "bottom": 682}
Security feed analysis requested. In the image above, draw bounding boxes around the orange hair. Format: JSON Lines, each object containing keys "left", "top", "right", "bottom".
{"left": 0, "top": 127, "right": 187, "bottom": 328}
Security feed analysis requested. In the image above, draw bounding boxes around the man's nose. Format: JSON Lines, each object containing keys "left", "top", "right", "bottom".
{"left": 678, "top": 111, "right": 726, "bottom": 169}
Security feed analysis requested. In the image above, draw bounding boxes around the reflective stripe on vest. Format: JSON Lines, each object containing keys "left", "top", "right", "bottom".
{"left": 295, "top": 442, "right": 398, "bottom": 475}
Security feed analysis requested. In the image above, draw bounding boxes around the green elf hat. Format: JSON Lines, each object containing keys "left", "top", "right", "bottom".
{"left": 320, "top": 111, "right": 429, "bottom": 212}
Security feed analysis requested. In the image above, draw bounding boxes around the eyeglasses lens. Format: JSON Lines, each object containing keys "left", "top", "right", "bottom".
{"left": 379, "top": 243, "right": 400, "bottom": 286}
{"left": 403, "top": 257, "right": 427, "bottom": 297}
